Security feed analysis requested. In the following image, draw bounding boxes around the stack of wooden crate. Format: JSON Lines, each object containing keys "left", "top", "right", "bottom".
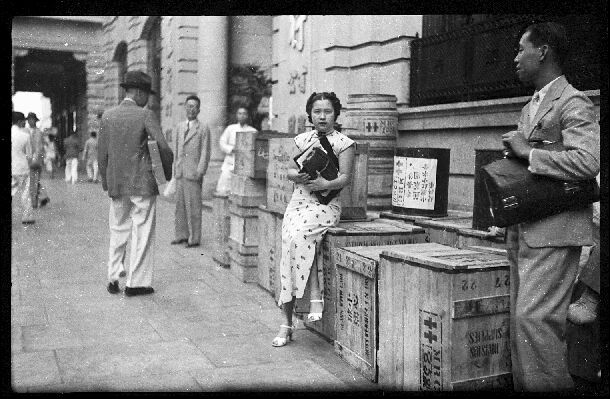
{"left": 301, "top": 220, "right": 427, "bottom": 341}
{"left": 211, "top": 193, "right": 230, "bottom": 267}
{"left": 227, "top": 130, "right": 268, "bottom": 282}
{"left": 333, "top": 243, "right": 512, "bottom": 390}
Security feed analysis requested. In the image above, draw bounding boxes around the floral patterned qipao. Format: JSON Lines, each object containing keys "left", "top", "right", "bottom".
{"left": 277, "top": 130, "right": 355, "bottom": 307}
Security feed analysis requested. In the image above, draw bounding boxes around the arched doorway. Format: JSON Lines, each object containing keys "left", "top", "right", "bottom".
{"left": 113, "top": 41, "right": 128, "bottom": 104}
{"left": 141, "top": 16, "right": 162, "bottom": 124}
{"left": 13, "top": 49, "right": 87, "bottom": 160}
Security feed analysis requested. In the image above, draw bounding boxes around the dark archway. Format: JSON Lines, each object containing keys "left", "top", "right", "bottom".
{"left": 14, "top": 49, "right": 86, "bottom": 159}
{"left": 113, "top": 41, "right": 128, "bottom": 104}
{"left": 142, "top": 17, "right": 162, "bottom": 123}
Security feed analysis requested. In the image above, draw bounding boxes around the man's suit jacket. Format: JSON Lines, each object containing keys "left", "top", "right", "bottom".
{"left": 173, "top": 119, "right": 211, "bottom": 182}
{"left": 98, "top": 99, "right": 173, "bottom": 198}
{"left": 28, "top": 127, "right": 44, "bottom": 167}
{"left": 512, "top": 76, "right": 600, "bottom": 248}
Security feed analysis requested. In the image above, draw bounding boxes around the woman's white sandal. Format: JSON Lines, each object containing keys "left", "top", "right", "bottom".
{"left": 271, "top": 324, "right": 295, "bottom": 347}
{"left": 307, "top": 299, "right": 324, "bottom": 322}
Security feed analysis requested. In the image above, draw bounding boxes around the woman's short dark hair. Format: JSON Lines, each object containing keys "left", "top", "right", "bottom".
{"left": 525, "top": 22, "right": 569, "bottom": 67}
{"left": 305, "top": 92, "right": 342, "bottom": 123}
{"left": 185, "top": 95, "right": 201, "bottom": 108}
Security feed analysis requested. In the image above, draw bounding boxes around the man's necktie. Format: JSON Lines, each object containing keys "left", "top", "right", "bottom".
{"left": 184, "top": 121, "right": 190, "bottom": 142}
{"left": 530, "top": 92, "right": 541, "bottom": 123}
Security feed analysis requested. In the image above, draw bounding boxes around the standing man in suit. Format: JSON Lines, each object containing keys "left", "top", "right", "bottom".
{"left": 171, "top": 95, "right": 211, "bottom": 248}
{"left": 98, "top": 70, "right": 173, "bottom": 296}
{"left": 502, "top": 22, "right": 600, "bottom": 391}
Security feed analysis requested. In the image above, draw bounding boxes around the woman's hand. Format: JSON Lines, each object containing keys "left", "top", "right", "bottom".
{"left": 291, "top": 171, "right": 311, "bottom": 185}
{"left": 305, "top": 172, "right": 329, "bottom": 191}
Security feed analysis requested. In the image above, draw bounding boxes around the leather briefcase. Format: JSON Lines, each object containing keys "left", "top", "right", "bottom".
{"left": 481, "top": 142, "right": 599, "bottom": 227}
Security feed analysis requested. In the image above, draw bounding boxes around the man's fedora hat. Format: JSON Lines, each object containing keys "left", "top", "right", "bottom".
{"left": 13, "top": 111, "right": 26, "bottom": 124}
{"left": 120, "top": 70, "right": 156, "bottom": 94}
{"left": 26, "top": 112, "right": 39, "bottom": 121}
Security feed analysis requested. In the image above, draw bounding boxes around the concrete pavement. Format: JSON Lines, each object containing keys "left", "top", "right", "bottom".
{"left": 11, "top": 175, "right": 378, "bottom": 392}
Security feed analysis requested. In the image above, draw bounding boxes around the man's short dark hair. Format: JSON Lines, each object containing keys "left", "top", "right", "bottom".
{"left": 90, "top": 131, "right": 97, "bottom": 138}
{"left": 185, "top": 95, "right": 201, "bottom": 108}
{"left": 525, "top": 22, "right": 569, "bottom": 67}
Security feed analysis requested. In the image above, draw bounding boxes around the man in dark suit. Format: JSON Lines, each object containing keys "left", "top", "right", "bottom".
{"left": 502, "top": 22, "right": 600, "bottom": 391}
{"left": 171, "top": 95, "right": 211, "bottom": 248}
{"left": 98, "top": 70, "right": 173, "bottom": 297}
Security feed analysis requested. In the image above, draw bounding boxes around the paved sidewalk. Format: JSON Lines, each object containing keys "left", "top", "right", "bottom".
{"left": 11, "top": 176, "right": 378, "bottom": 392}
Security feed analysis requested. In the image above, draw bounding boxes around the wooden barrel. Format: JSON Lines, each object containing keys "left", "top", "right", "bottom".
{"left": 392, "top": 147, "right": 450, "bottom": 218}
{"left": 342, "top": 94, "right": 398, "bottom": 211}
{"left": 472, "top": 149, "right": 505, "bottom": 231}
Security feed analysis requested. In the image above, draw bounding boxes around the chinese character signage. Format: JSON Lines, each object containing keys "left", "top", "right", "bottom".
{"left": 392, "top": 156, "right": 437, "bottom": 210}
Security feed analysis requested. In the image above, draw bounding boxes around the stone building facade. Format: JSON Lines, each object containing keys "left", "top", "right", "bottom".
{"left": 14, "top": 15, "right": 600, "bottom": 211}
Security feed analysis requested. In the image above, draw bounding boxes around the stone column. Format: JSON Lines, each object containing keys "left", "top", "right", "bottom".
{"left": 198, "top": 16, "right": 229, "bottom": 199}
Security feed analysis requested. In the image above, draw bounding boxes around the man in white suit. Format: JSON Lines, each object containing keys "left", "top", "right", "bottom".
{"left": 171, "top": 95, "right": 211, "bottom": 248}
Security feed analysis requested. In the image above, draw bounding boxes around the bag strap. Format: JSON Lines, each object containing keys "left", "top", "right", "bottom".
{"left": 317, "top": 134, "right": 339, "bottom": 171}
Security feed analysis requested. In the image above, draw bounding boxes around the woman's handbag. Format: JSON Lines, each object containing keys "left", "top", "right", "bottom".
{"left": 481, "top": 141, "right": 599, "bottom": 227}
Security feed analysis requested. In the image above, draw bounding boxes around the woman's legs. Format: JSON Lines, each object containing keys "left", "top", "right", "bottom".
{"left": 307, "top": 250, "right": 324, "bottom": 315}
{"left": 281, "top": 298, "right": 295, "bottom": 327}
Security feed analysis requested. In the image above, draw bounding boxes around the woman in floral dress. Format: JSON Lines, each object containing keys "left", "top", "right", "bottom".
{"left": 272, "top": 92, "right": 355, "bottom": 347}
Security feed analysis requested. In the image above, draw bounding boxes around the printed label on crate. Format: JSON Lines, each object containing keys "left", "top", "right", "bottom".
{"left": 451, "top": 314, "right": 512, "bottom": 382}
{"left": 392, "top": 156, "right": 437, "bottom": 210}
{"left": 337, "top": 268, "right": 375, "bottom": 361}
{"left": 419, "top": 310, "right": 443, "bottom": 391}
{"left": 362, "top": 117, "right": 397, "bottom": 136}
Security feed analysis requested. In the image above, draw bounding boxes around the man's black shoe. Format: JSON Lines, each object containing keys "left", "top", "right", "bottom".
{"left": 171, "top": 239, "right": 188, "bottom": 245}
{"left": 107, "top": 281, "right": 120, "bottom": 294}
{"left": 40, "top": 198, "right": 49, "bottom": 207}
{"left": 125, "top": 286, "right": 154, "bottom": 297}
{"left": 186, "top": 242, "right": 200, "bottom": 248}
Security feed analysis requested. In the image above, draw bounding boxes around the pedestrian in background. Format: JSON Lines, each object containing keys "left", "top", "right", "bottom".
{"left": 63, "top": 131, "right": 82, "bottom": 184}
{"left": 12, "top": 111, "right": 35, "bottom": 225}
{"left": 170, "top": 95, "right": 211, "bottom": 248}
{"left": 502, "top": 22, "right": 600, "bottom": 391}
{"left": 215, "top": 106, "right": 257, "bottom": 195}
{"left": 26, "top": 112, "right": 50, "bottom": 207}
{"left": 98, "top": 70, "right": 173, "bottom": 296}
{"left": 83, "top": 131, "right": 99, "bottom": 183}
{"left": 43, "top": 132, "right": 57, "bottom": 178}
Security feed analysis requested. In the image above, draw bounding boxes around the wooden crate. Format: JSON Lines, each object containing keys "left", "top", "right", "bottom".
{"left": 235, "top": 130, "right": 295, "bottom": 179}
{"left": 339, "top": 143, "right": 369, "bottom": 221}
{"left": 414, "top": 216, "right": 473, "bottom": 248}
{"left": 211, "top": 193, "right": 230, "bottom": 267}
{"left": 266, "top": 137, "right": 296, "bottom": 214}
{"left": 257, "top": 205, "right": 283, "bottom": 295}
{"left": 230, "top": 172, "right": 266, "bottom": 203}
{"left": 378, "top": 244, "right": 512, "bottom": 391}
{"left": 300, "top": 220, "right": 427, "bottom": 341}
{"left": 334, "top": 243, "right": 460, "bottom": 382}
{"left": 228, "top": 201, "right": 259, "bottom": 247}
{"left": 228, "top": 248, "right": 258, "bottom": 283}
{"left": 457, "top": 227, "right": 506, "bottom": 250}
{"left": 273, "top": 211, "right": 285, "bottom": 300}
{"left": 233, "top": 130, "right": 258, "bottom": 178}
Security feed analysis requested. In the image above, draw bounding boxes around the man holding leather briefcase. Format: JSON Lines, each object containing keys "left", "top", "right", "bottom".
{"left": 500, "top": 22, "right": 600, "bottom": 391}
